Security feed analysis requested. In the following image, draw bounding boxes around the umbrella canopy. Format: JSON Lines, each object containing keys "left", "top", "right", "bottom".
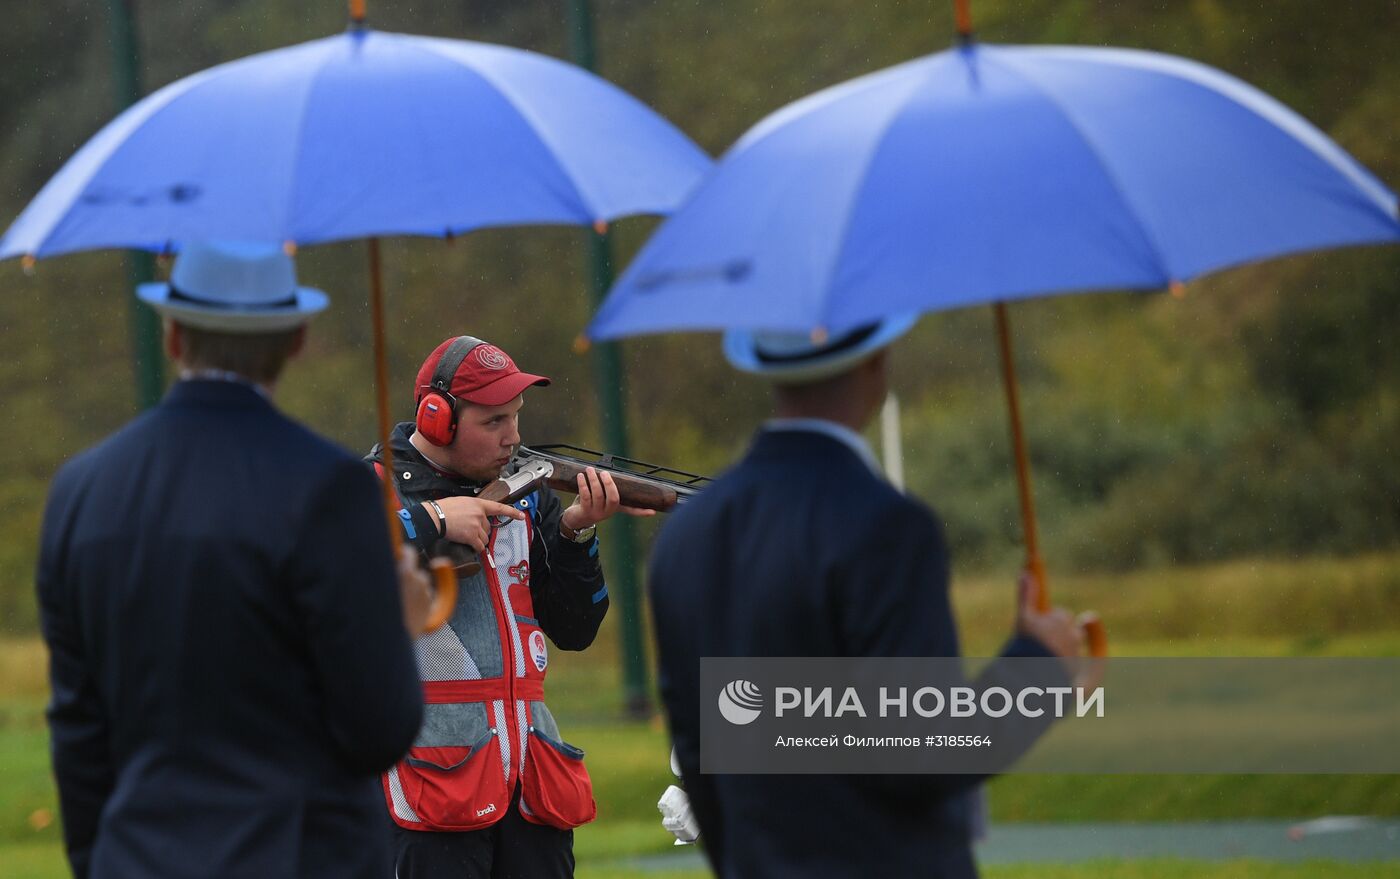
{"left": 587, "top": 42, "right": 1400, "bottom": 339}
{"left": 0, "top": 27, "right": 710, "bottom": 259}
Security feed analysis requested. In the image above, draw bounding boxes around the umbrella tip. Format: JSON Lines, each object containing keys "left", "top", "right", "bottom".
{"left": 1169, "top": 280, "right": 1187, "bottom": 299}
{"left": 572, "top": 334, "right": 592, "bottom": 355}
{"left": 810, "top": 326, "right": 829, "bottom": 345}
{"left": 953, "top": 0, "right": 976, "bottom": 44}
{"left": 592, "top": 219, "right": 609, "bottom": 236}
{"left": 20, "top": 255, "right": 36, "bottom": 275}
{"left": 282, "top": 241, "right": 298, "bottom": 257}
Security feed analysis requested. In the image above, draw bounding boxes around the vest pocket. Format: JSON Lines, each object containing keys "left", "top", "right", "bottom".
{"left": 519, "top": 726, "right": 596, "bottom": 830}
{"left": 396, "top": 728, "right": 510, "bottom": 831}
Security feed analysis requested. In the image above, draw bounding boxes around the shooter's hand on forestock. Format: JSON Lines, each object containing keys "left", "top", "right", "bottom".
{"left": 1014, "top": 571, "right": 1105, "bottom": 691}
{"left": 560, "top": 467, "right": 659, "bottom": 533}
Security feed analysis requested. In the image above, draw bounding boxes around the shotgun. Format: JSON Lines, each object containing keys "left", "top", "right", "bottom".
{"left": 440, "top": 444, "right": 710, "bottom": 575}
{"left": 477, "top": 444, "right": 710, "bottom": 510}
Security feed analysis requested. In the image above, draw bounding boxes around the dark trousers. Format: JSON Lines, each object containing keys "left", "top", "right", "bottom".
{"left": 391, "top": 795, "right": 574, "bottom": 879}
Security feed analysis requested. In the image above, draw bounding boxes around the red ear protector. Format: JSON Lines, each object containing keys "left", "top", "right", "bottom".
{"left": 415, "top": 336, "right": 485, "bottom": 446}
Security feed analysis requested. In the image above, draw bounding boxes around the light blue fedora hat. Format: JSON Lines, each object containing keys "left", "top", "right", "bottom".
{"left": 138, "top": 240, "right": 328, "bottom": 333}
{"left": 724, "top": 315, "right": 918, "bottom": 383}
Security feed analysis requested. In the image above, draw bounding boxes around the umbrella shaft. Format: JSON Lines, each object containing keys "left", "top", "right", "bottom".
{"left": 367, "top": 237, "right": 402, "bottom": 553}
{"left": 993, "top": 302, "right": 1048, "bottom": 610}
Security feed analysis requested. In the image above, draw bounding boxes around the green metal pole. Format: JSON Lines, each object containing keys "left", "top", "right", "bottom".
{"left": 108, "top": 0, "right": 164, "bottom": 409}
{"left": 566, "top": 0, "right": 651, "bottom": 720}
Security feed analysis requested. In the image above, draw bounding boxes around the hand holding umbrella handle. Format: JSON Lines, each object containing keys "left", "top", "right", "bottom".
{"left": 1023, "top": 558, "right": 1108, "bottom": 659}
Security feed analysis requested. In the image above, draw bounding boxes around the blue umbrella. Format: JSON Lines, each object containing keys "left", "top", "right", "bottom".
{"left": 0, "top": 27, "right": 708, "bottom": 259}
{"left": 588, "top": 43, "right": 1398, "bottom": 339}
{"left": 587, "top": 16, "right": 1400, "bottom": 654}
{"left": 1, "top": 12, "right": 710, "bottom": 631}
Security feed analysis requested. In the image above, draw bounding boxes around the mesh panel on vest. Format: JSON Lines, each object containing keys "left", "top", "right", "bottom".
{"left": 415, "top": 702, "right": 490, "bottom": 749}
{"left": 516, "top": 700, "right": 529, "bottom": 773}
{"left": 453, "top": 574, "right": 504, "bottom": 679}
{"left": 492, "top": 699, "right": 510, "bottom": 783}
{"left": 387, "top": 766, "right": 420, "bottom": 823}
{"left": 416, "top": 624, "right": 479, "bottom": 682}
{"left": 528, "top": 700, "right": 561, "bottom": 742}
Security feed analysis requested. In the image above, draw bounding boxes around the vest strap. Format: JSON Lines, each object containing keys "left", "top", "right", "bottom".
{"left": 423, "top": 679, "right": 545, "bottom": 704}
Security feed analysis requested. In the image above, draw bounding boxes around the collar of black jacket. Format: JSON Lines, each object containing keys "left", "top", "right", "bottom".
{"left": 366, "top": 421, "right": 488, "bottom": 496}
{"left": 164, "top": 378, "right": 273, "bottom": 410}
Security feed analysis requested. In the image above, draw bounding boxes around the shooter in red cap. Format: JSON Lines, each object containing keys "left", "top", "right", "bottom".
{"left": 366, "top": 334, "right": 650, "bottom": 879}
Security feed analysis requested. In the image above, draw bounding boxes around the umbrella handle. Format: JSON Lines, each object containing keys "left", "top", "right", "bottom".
{"left": 1024, "top": 555, "right": 1108, "bottom": 659}
{"left": 423, "top": 558, "right": 459, "bottom": 633}
{"left": 1079, "top": 612, "right": 1108, "bottom": 659}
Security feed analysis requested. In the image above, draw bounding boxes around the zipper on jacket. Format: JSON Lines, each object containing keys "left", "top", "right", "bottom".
{"left": 480, "top": 527, "right": 519, "bottom": 792}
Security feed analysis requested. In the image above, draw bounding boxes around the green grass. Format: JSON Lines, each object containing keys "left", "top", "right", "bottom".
{"left": 573, "top": 858, "right": 1400, "bottom": 878}
{"left": 576, "top": 866, "right": 711, "bottom": 879}
{"left": 952, "top": 553, "right": 1400, "bottom": 657}
{"left": 0, "top": 697, "right": 60, "bottom": 850}
{"left": 0, "top": 842, "right": 68, "bottom": 879}
{"left": 987, "top": 774, "right": 1400, "bottom": 823}
{"left": 983, "top": 865, "right": 1400, "bottom": 879}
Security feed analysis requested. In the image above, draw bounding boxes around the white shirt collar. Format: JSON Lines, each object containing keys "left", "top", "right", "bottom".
{"left": 762, "top": 417, "right": 882, "bottom": 476}
{"left": 178, "top": 368, "right": 270, "bottom": 399}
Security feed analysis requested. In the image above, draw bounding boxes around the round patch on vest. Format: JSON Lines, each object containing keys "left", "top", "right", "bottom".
{"left": 529, "top": 630, "right": 548, "bottom": 672}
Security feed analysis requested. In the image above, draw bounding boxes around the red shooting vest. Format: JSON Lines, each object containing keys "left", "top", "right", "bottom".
{"left": 382, "top": 508, "right": 595, "bottom": 832}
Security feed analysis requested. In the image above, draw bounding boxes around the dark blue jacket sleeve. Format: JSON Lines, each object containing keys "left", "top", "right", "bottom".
{"left": 284, "top": 459, "right": 424, "bottom": 773}
{"left": 38, "top": 461, "right": 112, "bottom": 879}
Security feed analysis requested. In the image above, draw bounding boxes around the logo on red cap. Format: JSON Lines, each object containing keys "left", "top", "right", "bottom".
{"left": 476, "top": 346, "right": 509, "bottom": 371}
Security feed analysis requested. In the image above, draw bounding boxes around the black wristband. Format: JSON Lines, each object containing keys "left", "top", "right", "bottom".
{"left": 426, "top": 499, "right": 447, "bottom": 538}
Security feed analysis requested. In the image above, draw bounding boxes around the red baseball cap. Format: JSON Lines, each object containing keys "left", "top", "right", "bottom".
{"left": 414, "top": 336, "right": 551, "bottom": 407}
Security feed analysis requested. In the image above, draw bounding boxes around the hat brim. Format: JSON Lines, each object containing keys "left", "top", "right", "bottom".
{"left": 137, "top": 282, "right": 328, "bottom": 333}
{"left": 459, "top": 371, "right": 551, "bottom": 406}
{"left": 724, "top": 315, "right": 919, "bottom": 383}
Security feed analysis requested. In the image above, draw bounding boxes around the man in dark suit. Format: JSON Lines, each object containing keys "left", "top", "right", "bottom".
{"left": 648, "top": 317, "right": 1090, "bottom": 878}
{"left": 37, "top": 240, "right": 430, "bottom": 879}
